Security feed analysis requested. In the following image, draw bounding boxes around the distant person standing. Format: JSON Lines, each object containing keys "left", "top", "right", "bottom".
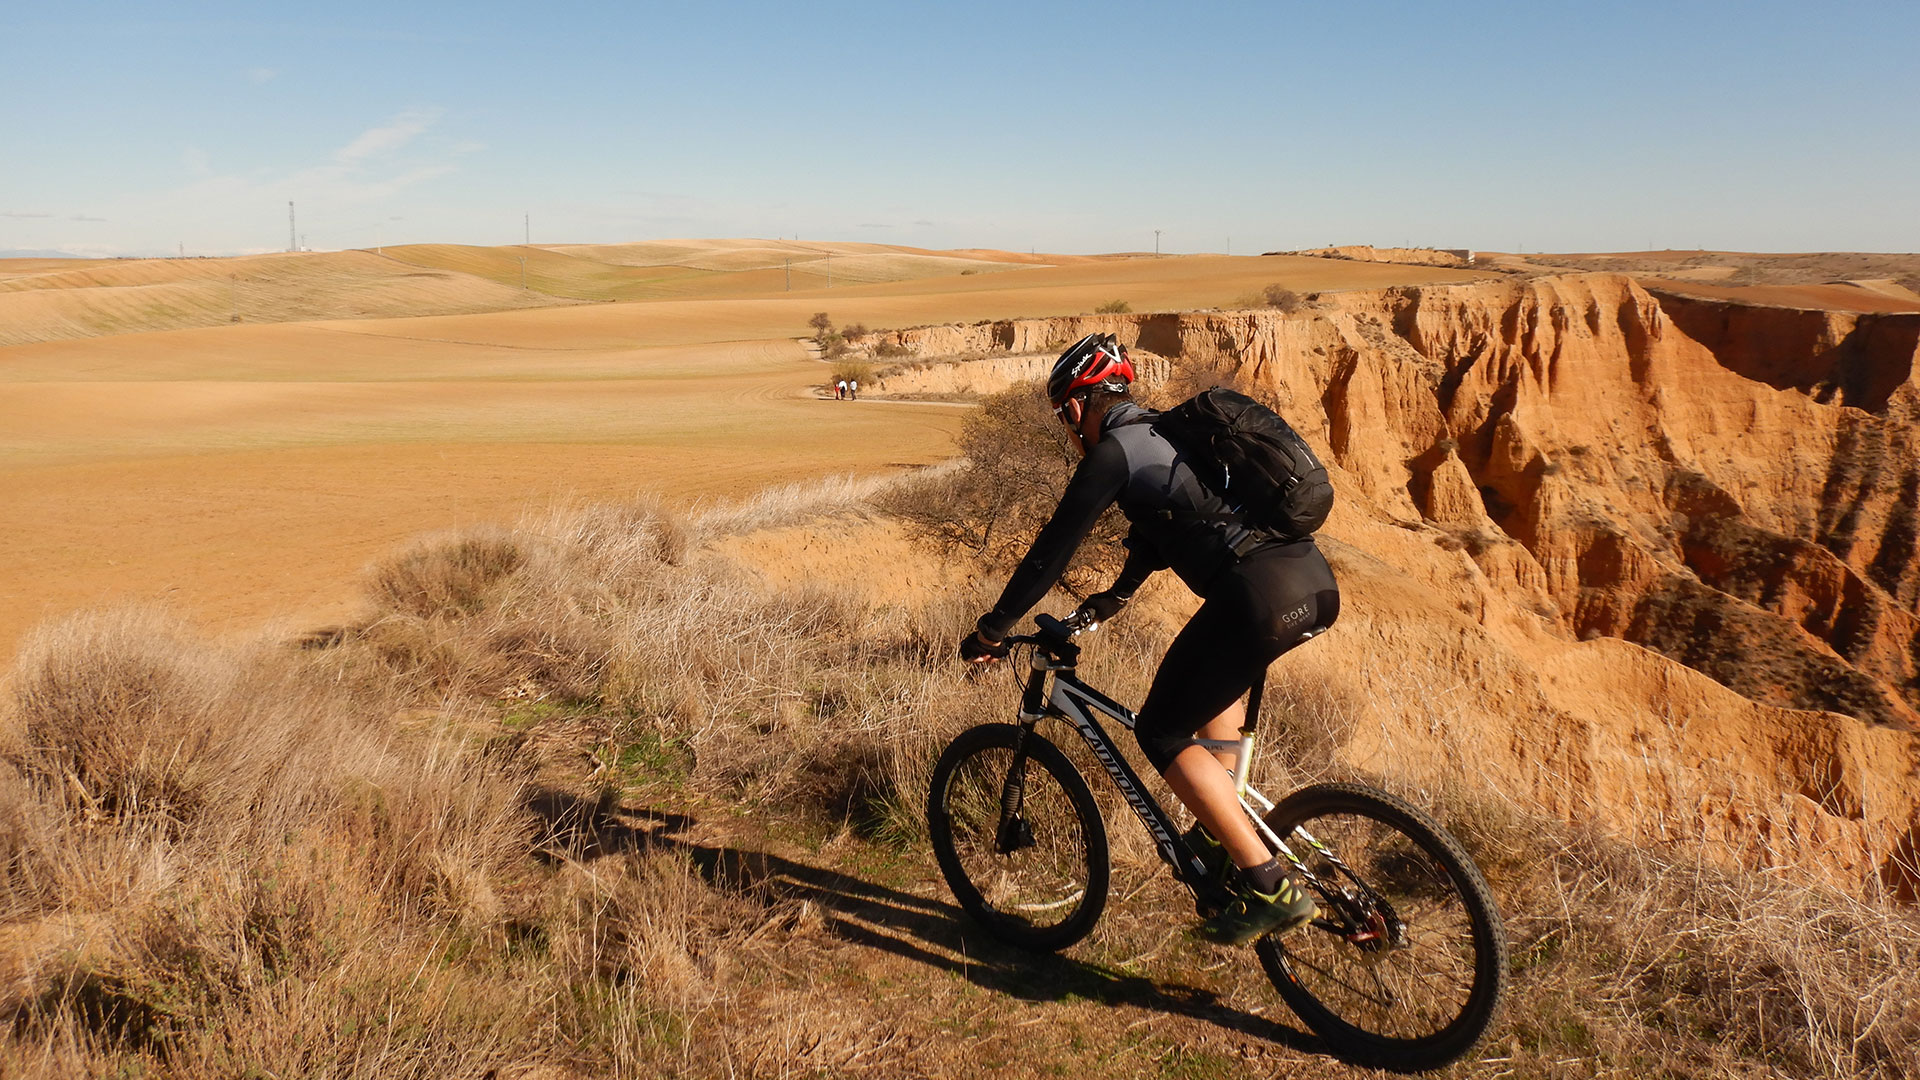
{"left": 849, "top": 378, "right": 859, "bottom": 400}
{"left": 836, "top": 379, "right": 848, "bottom": 400}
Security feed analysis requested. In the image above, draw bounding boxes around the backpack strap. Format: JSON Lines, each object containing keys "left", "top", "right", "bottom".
{"left": 1151, "top": 509, "right": 1285, "bottom": 557}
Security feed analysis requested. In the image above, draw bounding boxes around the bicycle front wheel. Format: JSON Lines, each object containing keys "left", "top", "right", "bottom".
{"left": 926, "top": 723, "right": 1109, "bottom": 952}
{"left": 1255, "top": 782, "right": 1507, "bottom": 1071}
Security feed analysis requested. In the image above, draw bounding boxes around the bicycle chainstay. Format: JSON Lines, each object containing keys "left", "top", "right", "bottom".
{"left": 1280, "top": 830, "right": 1408, "bottom": 948}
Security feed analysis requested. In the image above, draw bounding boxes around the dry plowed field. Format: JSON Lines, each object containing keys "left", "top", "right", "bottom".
{"left": 0, "top": 241, "right": 1484, "bottom": 656}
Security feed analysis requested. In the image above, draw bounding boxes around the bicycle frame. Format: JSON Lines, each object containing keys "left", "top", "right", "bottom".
{"left": 1006, "top": 614, "right": 1336, "bottom": 899}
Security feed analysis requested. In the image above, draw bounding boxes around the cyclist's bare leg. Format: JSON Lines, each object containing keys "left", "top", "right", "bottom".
{"left": 1162, "top": 701, "right": 1270, "bottom": 870}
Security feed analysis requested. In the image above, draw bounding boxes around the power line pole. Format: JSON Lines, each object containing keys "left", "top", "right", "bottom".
{"left": 785, "top": 259, "right": 790, "bottom": 291}
{"left": 524, "top": 213, "right": 529, "bottom": 245}
{"left": 1154, "top": 230, "right": 1162, "bottom": 257}
{"left": 288, "top": 202, "right": 296, "bottom": 252}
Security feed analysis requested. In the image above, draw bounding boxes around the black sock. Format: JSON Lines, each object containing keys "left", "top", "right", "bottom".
{"left": 1239, "top": 856, "right": 1288, "bottom": 895}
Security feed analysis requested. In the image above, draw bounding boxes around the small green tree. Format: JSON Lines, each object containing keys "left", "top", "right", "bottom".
{"left": 1095, "top": 299, "right": 1131, "bottom": 314}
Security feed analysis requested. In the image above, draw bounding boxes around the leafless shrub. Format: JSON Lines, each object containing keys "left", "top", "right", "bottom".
{"left": 880, "top": 382, "right": 1126, "bottom": 591}
{"left": 1261, "top": 284, "right": 1303, "bottom": 312}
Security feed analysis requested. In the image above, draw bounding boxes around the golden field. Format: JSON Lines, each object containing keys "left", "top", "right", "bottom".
{"left": 0, "top": 241, "right": 1483, "bottom": 654}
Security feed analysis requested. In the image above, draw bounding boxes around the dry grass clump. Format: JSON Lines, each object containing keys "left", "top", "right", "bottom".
{"left": 12, "top": 608, "right": 241, "bottom": 826}
{"left": 1458, "top": 809, "right": 1920, "bottom": 1079}
{"left": 0, "top": 606, "right": 541, "bottom": 1074}
{"left": 346, "top": 490, "right": 983, "bottom": 831}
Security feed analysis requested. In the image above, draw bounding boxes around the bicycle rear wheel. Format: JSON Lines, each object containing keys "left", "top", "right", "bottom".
{"left": 1255, "top": 782, "right": 1506, "bottom": 1071}
{"left": 927, "top": 723, "right": 1109, "bottom": 951}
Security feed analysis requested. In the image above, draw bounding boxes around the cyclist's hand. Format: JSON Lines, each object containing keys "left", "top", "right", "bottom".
{"left": 957, "top": 630, "right": 1010, "bottom": 664}
{"left": 1075, "top": 590, "right": 1129, "bottom": 628}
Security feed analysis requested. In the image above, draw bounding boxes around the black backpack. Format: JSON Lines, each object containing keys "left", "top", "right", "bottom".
{"left": 1152, "top": 387, "right": 1334, "bottom": 540}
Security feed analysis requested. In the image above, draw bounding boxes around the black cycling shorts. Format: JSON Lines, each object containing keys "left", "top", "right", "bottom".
{"left": 1133, "top": 539, "right": 1340, "bottom": 772}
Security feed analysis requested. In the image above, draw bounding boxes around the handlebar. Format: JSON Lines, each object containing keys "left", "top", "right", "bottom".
{"left": 999, "top": 609, "right": 1096, "bottom": 663}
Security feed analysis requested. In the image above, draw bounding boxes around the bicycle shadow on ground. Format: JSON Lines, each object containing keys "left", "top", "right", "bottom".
{"left": 524, "top": 786, "right": 1328, "bottom": 1056}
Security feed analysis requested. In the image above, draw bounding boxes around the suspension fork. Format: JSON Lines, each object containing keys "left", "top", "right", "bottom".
{"left": 994, "top": 662, "right": 1051, "bottom": 853}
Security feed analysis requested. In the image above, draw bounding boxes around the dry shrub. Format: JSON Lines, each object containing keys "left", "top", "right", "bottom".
{"left": 346, "top": 489, "right": 974, "bottom": 835}
{"left": 547, "top": 849, "right": 755, "bottom": 1005}
{"left": 11, "top": 608, "right": 238, "bottom": 824}
{"left": 1464, "top": 813, "right": 1920, "bottom": 1079}
{"left": 1, "top": 601, "right": 537, "bottom": 1074}
{"left": 881, "top": 381, "right": 1126, "bottom": 593}
{"left": 1262, "top": 284, "right": 1303, "bottom": 312}
{"left": 367, "top": 526, "right": 527, "bottom": 618}
{"left": 598, "top": 571, "right": 976, "bottom": 829}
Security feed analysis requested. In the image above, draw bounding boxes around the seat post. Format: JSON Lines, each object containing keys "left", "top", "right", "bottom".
{"left": 1241, "top": 669, "right": 1267, "bottom": 735}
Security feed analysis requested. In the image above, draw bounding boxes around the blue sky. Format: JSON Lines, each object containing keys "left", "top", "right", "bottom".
{"left": 4, "top": 1, "right": 1916, "bottom": 257}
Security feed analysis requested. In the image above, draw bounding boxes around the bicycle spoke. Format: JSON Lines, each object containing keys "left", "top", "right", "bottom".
{"left": 1257, "top": 785, "right": 1506, "bottom": 1063}
{"left": 928, "top": 725, "right": 1109, "bottom": 951}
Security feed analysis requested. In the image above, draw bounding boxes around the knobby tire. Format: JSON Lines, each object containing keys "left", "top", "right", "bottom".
{"left": 1254, "top": 781, "right": 1507, "bottom": 1072}
{"left": 926, "top": 723, "right": 1109, "bottom": 952}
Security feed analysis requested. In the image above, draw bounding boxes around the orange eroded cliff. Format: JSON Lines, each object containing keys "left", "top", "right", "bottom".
{"left": 867, "top": 274, "right": 1920, "bottom": 897}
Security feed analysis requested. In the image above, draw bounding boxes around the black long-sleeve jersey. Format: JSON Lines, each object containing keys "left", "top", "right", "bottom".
{"left": 977, "top": 401, "right": 1272, "bottom": 641}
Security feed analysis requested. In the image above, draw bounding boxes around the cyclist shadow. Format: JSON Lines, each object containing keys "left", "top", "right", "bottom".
{"left": 526, "top": 787, "right": 1327, "bottom": 1055}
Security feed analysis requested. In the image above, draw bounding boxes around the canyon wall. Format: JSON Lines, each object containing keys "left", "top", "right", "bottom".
{"left": 869, "top": 275, "right": 1920, "bottom": 898}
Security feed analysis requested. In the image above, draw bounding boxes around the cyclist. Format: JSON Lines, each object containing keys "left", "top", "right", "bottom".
{"left": 958, "top": 332, "right": 1340, "bottom": 945}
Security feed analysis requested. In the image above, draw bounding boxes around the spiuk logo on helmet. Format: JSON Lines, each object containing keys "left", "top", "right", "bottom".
{"left": 1048, "top": 333, "right": 1135, "bottom": 408}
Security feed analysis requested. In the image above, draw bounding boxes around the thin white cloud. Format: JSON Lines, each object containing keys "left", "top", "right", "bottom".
{"left": 336, "top": 107, "right": 444, "bottom": 164}
{"left": 244, "top": 66, "right": 278, "bottom": 85}
{"left": 2, "top": 211, "right": 55, "bottom": 219}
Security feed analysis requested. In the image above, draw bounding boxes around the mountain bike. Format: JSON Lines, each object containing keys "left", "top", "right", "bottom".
{"left": 927, "top": 612, "right": 1507, "bottom": 1071}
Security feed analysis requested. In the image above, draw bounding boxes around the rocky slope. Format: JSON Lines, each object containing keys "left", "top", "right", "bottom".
{"left": 866, "top": 274, "right": 1920, "bottom": 898}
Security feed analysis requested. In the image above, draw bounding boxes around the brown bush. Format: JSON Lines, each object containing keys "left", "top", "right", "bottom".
{"left": 367, "top": 527, "right": 527, "bottom": 619}
{"left": 1261, "top": 284, "right": 1303, "bottom": 312}
{"left": 881, "top": 382, "right": 1127, "bottom": 592}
